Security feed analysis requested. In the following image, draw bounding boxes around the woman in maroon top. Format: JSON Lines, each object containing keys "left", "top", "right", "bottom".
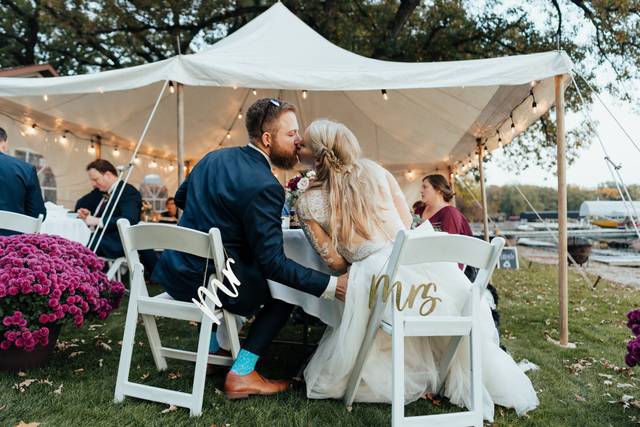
{"left": 420, "top": 174, "right": 472, "bottom": 237}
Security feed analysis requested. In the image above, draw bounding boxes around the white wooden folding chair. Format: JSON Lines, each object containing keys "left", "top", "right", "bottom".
{"left": 113, "top": 219, "right": 241, "bottom": 416}
{"left": 104, "top": 256, "right": 127, "bottom": 282}
{"left": 344, "top": 231, "right": 505, "bottom": 427}
{"left": 0, "top": 210, "right": 43, "bottom": 234}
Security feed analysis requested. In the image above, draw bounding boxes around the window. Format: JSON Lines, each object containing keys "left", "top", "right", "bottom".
{"left": 139, "top": 174, "right": 168, "bottom": 213}
{"left": 13, "top": 148, "right": 57, "bottom": 203}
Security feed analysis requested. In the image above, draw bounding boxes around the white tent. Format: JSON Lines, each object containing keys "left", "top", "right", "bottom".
{"left": 579, "top": 201, "right": 640, "bottom": 217}
{"left": 0, "top": 2, "right": 575, "bottom": 345}
{"left": 0, "top": 2, "right": 572, "bottom": 179}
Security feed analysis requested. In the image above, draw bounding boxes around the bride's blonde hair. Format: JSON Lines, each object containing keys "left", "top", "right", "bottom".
{"left": 305, "top": 119, "right": 386, "bottom": 248}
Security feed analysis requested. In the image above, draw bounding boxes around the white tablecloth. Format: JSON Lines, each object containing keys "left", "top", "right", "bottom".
{"left": 41, "top": 216, "right": 91, "bottom": 246}
{"left": 268, "top": 229, "right": 343, "bottom": 328}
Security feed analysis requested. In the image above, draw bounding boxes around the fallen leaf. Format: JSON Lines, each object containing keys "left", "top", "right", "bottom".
{"left": 618, "top": 383, "right": 635, "bottom": 388}
{"left": 575, "top": 394, "right": 586, "bottom": 402}
{"left": 160, "top": 405, "right": 178, "bottom": 414}
{"left": 13, "top": 422, "right": 40, "bottom": 427}
{"left": 604, "top": 380, "right": 613, "bottom": 386}
{"left": 17, "top": 371, "right": 27, "bottom": 377}
{"left": 88, "top": 324, "right": 104, "bottom": 331}
{"left": 168, "top": 371, "right": 182, "bottom": 380}
{"left": 422, "top": 392, "right": 441, "bottom": 406}
{"left": 74, "top": 368, "right": 85, "bottom": 374}
{"left": 98, "top": 359, "right": 104, "bottom": 368}
{"left": 140, "top": 373, "right": 150, "bottom": 381}
{"left": 0, "top": 404, "right": 6, "bottom": 411}
{"left": 69, "top": 351, "right": 84, "bottom": 358}
{"left": 14, "top": 379, "right": 36, "bottom": 393}
{"left": 599, "top": 374, "right": 614, "bottom": 380}
{"left": 97, "top": 341, "right": 112, "bottom": 351}
{"left": 53, "top": 384, "right": 63, "bottom": 395}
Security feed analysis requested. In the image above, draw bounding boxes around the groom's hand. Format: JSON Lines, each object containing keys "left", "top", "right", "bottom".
{"left": 336, "top": 273, "right": 349, "bottom": 302}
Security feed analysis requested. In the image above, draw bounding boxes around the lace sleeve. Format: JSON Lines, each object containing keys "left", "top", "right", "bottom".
{"left": 385, "top": 171, "right": 412, "bottom": 229}
{"left": 297, "top": 191, "right": 348, "bottom": 274}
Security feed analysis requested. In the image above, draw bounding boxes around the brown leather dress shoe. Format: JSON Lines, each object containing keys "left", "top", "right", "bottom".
{"left": 224, "top": 371, "right": 290, "bottom": 400}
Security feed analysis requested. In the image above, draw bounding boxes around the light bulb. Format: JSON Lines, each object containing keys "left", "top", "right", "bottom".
{"left": 134, "top": 156, "right": 140, "bottom": 165}
{"left": 88, "top": 144, "right": 95, "bottom": 154}
{"left": 532, "top": 101, "right": 538, "bottom": 114}
{"left": 381, "top": 89, "right": 388, "bottom": 101}
{"left": 113, "top": 147, "right": 120, "bottom": 157}
{"left": 226, "top": 131, "right": 231, "bottom": 140}
{"left": 238, "top": 111, "right": 243, "bottom": 120}
{"left": 43, "top": 94, "right": 48, "bottom": 102}
{"left": 168, "top": 163, "right": 175, "bottom": 172}
{"left": 252, "top": 89, "right": 257, "bottom": 96}
{"left": 169, "top": 81, "right": 175, "bottom": 94}
{"left": 302, "top": 90, "right": 308, "bottom": 99}
{"left": 149, "top": 159, "right": 157, "bottom": 169}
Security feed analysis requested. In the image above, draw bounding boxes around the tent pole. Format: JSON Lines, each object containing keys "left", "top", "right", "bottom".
{"left": 448, "top": 165, "right": 456, "bottom": 207}
{"left": 177, "top": 82, "right": 185, "bottom": 184}
{"left": 555, "top": 74, "right": 569, "bottom": 346}
{"left": 477, "top": 140, "right": 489, "bottom": 241}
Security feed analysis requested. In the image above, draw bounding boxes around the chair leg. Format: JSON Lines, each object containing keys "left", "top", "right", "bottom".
{"left": 190, "top": 315, "right": 213, "bottom": 417}
{"left": 222, "top": 310, "right": 241, "bottom": 358}
{"left": 114, "top": 290, "right": 141, "bottom": 403}
{"left": 470, "top": 291, "right": 483, "bottom": 426}
{"left": 139, "top": 280, "right": 167, "bottom": 371}
{"left": 391, "top": 318, "right": 404, "bottom": 426}
{"left": 141, "top": 314, "right": 168, "bottom": 371}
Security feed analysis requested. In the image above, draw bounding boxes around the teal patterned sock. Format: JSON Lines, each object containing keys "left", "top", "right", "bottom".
{"left": 230, "top": 349, "right": 260, "bottom": 376}
{"left": 208, "top": 332, "right": 220, "bottom": 353}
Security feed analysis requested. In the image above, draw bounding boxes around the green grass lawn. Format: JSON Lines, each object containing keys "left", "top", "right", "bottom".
{"left": 2, "top": 260, "right": 640, "bottom": 427}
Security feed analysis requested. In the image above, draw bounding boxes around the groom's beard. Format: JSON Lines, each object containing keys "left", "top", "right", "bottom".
{"left": 269, "top": 140, "right": 298, "bottom": 170}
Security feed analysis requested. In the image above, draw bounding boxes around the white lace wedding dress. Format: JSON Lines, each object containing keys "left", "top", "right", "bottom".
{"left": 295, "top": 161, "right": 538, "bottom": 422}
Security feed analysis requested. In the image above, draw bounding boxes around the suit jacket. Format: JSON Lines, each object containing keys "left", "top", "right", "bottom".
{"left": 152, "top": 146, "right": 330, "bottom": 301}
{"left": 74, "top": 188, "right": 106, "bottom": 213}
{"left": 0, "top": 152, "right": 46, "bottom": 235}
{"left": 93, "top": 182, "right": 142, "bottom": 258}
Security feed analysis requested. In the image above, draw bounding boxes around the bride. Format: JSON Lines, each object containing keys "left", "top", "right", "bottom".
{"left": 294, "top": 119, "right": 538, "bottom": 421}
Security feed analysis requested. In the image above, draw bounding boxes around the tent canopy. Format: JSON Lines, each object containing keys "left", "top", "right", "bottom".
{"left": 0, "top": 2, "right": 573, "bottom": 174}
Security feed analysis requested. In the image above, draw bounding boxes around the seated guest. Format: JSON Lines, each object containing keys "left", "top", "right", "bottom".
{"left": 0, "top": 127, "right": 46, "bottom": 235}
{"left": 420, "top": 174, "right": 501, "bottom": 331}
{"left": 78, "top": 159, "right": 142, "bottom": 258}
{"left": 412, "top": 200, "right": 426, "bottom": 217}
{"left": 159, "top": 197, "right": 179, "bottom": 223}
{"left": 75, "top": 188, "right": 106, "bottom": 214}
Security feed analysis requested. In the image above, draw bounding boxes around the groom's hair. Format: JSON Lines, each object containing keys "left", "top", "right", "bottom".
{"left": 245, "top": 98, "right": 296, "bottom": 142}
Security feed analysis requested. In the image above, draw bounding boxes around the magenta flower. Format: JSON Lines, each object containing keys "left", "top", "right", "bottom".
{"left": 0, "top": 234, "right": 125, "bottom": 352}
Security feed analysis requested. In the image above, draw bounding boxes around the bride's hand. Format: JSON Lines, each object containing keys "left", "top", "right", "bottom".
{"left": 336, "top": 273, "right": 349, "bottom": 302}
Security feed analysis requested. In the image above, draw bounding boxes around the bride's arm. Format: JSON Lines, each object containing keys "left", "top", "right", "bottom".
{"left": 300, "top": 219, "right": 349, "bottom": 274}
{"left": 386, "top": 171, "right": 413, "bottom": 229}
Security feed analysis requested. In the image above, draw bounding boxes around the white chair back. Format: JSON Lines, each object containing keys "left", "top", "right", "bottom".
{"left": 0, "top": 210, "right": 43, "bottom": 234}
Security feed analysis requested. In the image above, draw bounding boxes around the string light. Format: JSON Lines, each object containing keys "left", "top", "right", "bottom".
{"left": 43, "top": 94, "right": 48, "bottom": 102}
{"left": 226, "top": 131, "right": 231, "bottom": 140}
{"left": 169, "top": 81, "right": 175, "bottom": 94}
{"left": 113, "top": 146, "right": 120, "bottom": 157}
{"left": 381, "top": 89, "right": 388, "bottom": 101}
{"left": 168, "top": 162, "right": 175, "bottom": 172}
{"left": 149, "top": 158, "right": 157, "bottom": 169}
{"left": 237, "top": 110, "right": 243, "bottom": 120}
{"left": 133, "top": 156, "right": 141, "bottom": 165}
{"left": 232, "top": 86, "right": 238, "bottom": 90}
{"left": 88, "top": 141, "right": 96, "bottom": 155}
{"left": 25, "top": 123, "right": 37, "bottom": 136}
{"left": 302, "top": 90, "right": 308, "bottom": 99}
{"left": 252, "top": 89, "right": 257, "bottom": 96}
{"left": 60, "top": 131, "right": 68, "bottom": 145}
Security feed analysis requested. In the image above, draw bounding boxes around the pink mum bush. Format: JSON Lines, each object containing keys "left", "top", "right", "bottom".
{"left": 0, "top": 234, "right": 125, "bottom": 352}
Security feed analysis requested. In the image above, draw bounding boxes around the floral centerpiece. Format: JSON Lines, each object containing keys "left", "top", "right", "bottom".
{"left": 0, "top": 233, "right": 125, "bottom": 352}
{"left": 625, "top": 308, "right": 640, "bottom": 367}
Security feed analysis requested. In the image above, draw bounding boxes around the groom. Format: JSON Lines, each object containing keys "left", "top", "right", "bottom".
{"left": 152, "top": 98, "right": 348, "bottom": 399}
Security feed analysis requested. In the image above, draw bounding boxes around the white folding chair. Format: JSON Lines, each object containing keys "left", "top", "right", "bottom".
{"left": 0, "top": 210, "right": 43, "bottom": 234}
{"left": 344, "top": 231, "right": 505, "bottom": 427}
{"left": 113, "top": 219, "right": 241, "bottom": 416}
{"left": 104, "top": 256, "right": 127, "bottom": 282}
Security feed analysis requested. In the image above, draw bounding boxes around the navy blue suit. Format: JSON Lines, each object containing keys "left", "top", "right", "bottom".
{"left": 75, "top": 188, "right": 105, "bottom": 213}
{"left": 152, "top": 146, "right": 331, "bottom": 355}
{"left": 93, "top": 182, "right": 142, "bottom": 258}
{"left": 0, "top": 152, "right": 46, "bottom": 235}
